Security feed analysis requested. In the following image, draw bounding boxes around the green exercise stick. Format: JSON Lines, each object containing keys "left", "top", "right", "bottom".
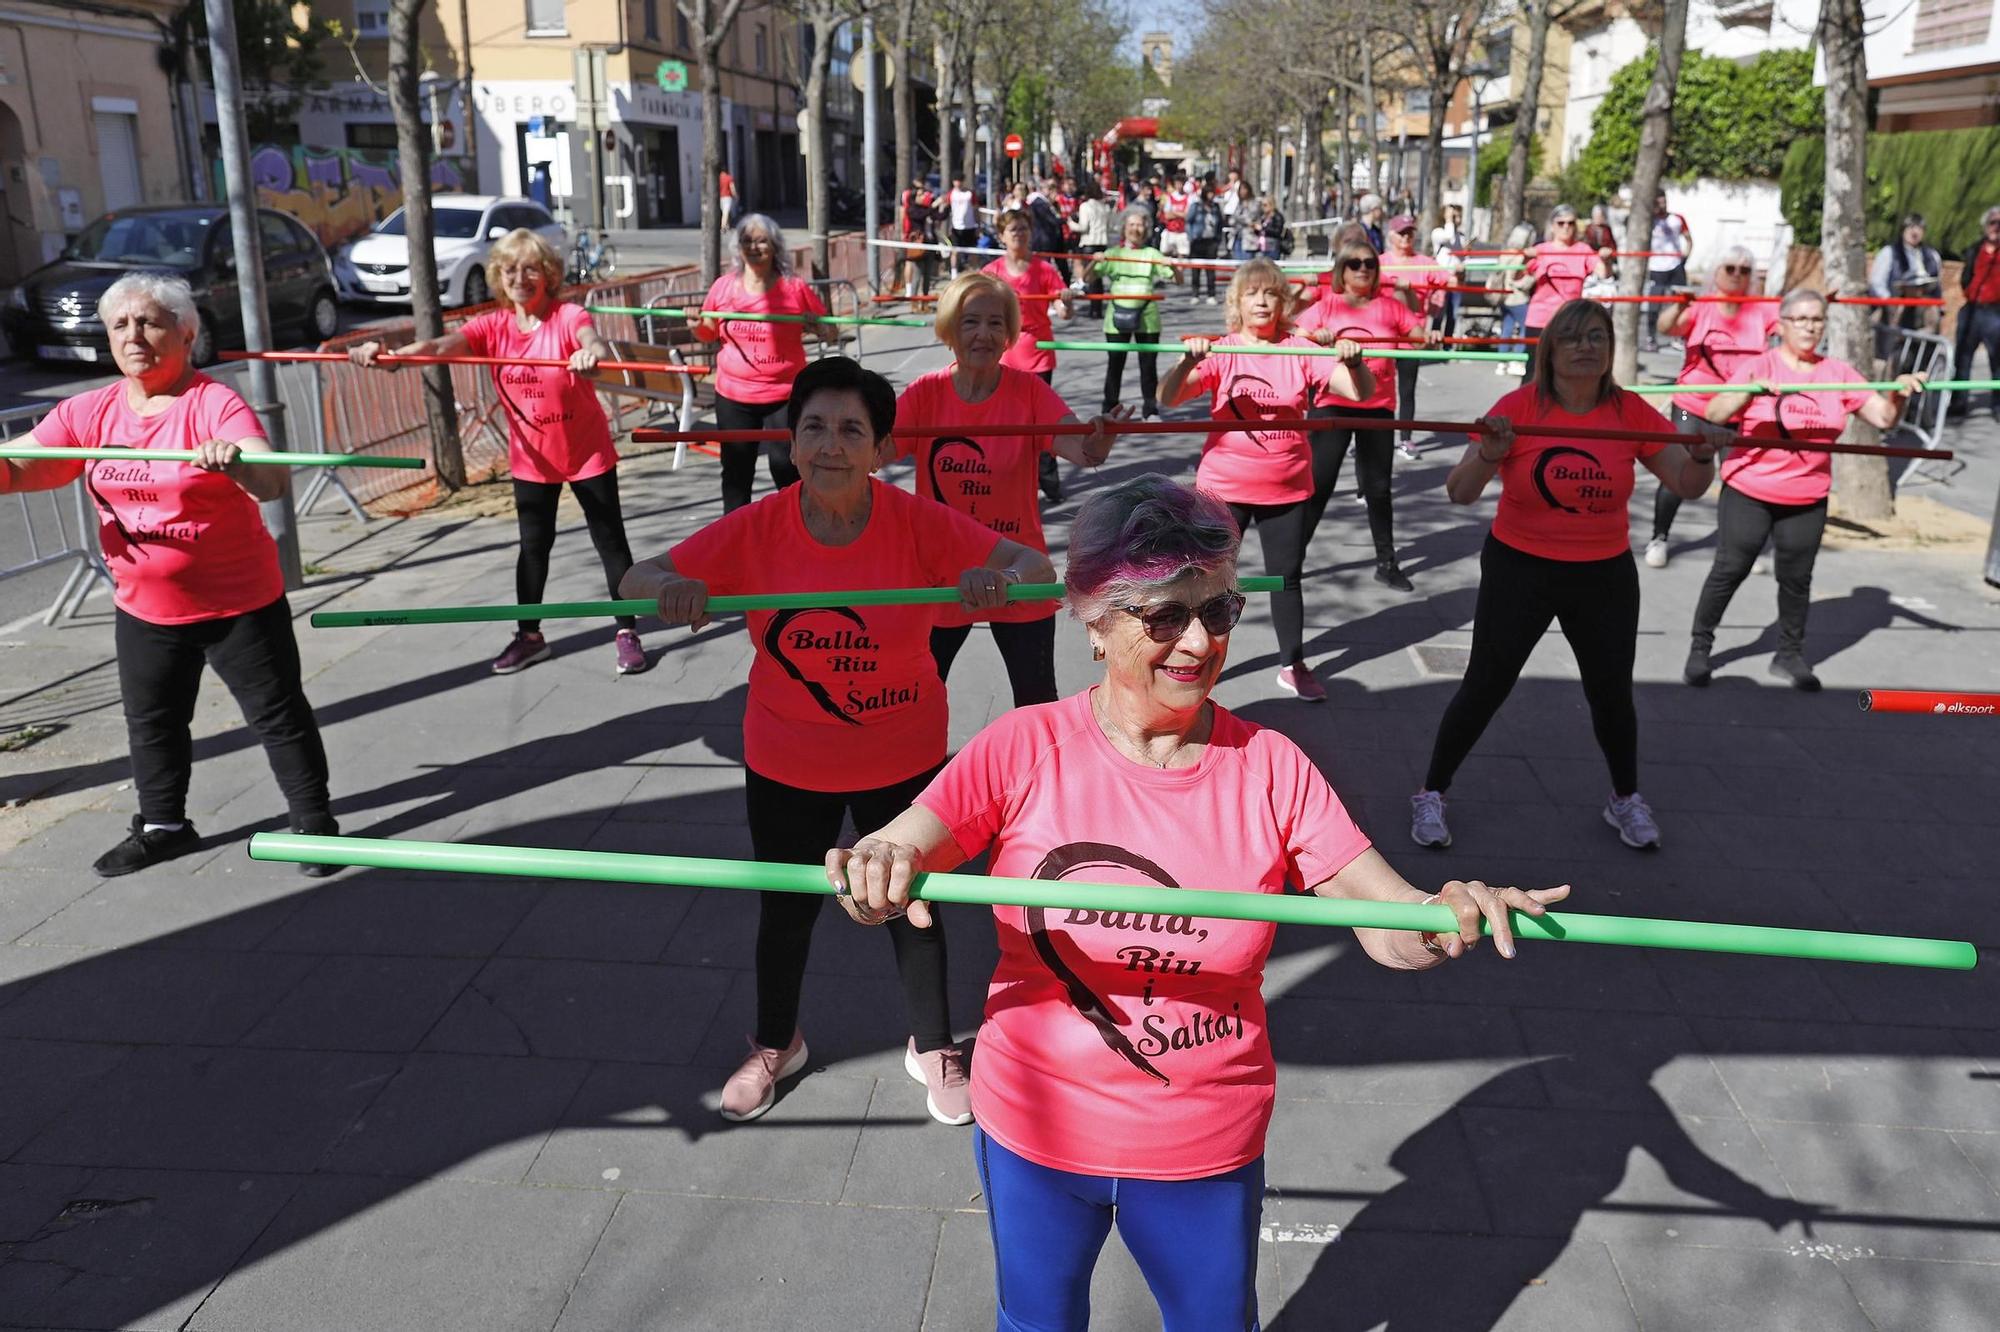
{"left": 1623, "top": 378, "right": 2000, "bottom": 397}
{"left": 309, "top": 576, "right": 1288, "bottom": 629}
{"left": 246, "top": 833, "right": 1977, "bottom": 971}
{"left": 587, "top": 304, "right": 928, "bottom": 329}
{"left": 1038, "top": 340, "right": 1527, "bottom": 362}
{"left": 0, "top": 447, "right": 424, "bottom": 470}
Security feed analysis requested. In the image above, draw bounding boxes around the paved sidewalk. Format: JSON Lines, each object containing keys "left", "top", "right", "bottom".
{"left": 2, "top": 300, "right": 1998, "bottom": 1331}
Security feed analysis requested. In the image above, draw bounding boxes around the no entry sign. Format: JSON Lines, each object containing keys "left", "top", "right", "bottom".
{"left": 1004, "top": 133, "right": 1024, "bottom": 158}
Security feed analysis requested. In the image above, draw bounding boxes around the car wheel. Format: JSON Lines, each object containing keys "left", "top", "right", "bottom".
{"left": 305, "top": 289, "right": 340, "bottom": 344}
{"left": 463, "top": 267, "right": 489, "bottom": 308}
{"left": 191, "top": 314, "right": 217, "bottom": 367}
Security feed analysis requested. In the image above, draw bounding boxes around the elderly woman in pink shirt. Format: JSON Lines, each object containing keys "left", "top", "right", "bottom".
{"left": 825, "top": 474, "right": 1563, "bottom": 1332}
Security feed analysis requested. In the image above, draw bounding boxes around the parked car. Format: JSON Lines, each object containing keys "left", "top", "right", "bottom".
{"left": 333, "top": 195, "right": 567, "bottom": 308}
{"left": 1, "top": 204, "right": 339, "bottom": 367}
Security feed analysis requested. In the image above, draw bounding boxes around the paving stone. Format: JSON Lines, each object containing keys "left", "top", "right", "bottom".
{"left": 190, "top": 1175, "right": 618, "bottom": 1332}
{"left": 836, "top": 1074, "right": 981, "bottom": 1209}
{"left": 421, "top": 957, "right": 731, "bottom": 1064}
{"left": 0, "top": 870, "right": 101, "bottom": 947}
{"left": 0, "top": 1164, "right": 300, "bottom": 1332}
{"left": 1602, "top": 1234, "right": 1877, "bottom": 1330}
{"left": 0, "top": 943, "right": 94, "bottom": 1015}
{"left": 15, "top": 1045, "right": 399, "bottom": 1173}
{"left": 322, "top": 1051, "right": 592, "bottom": 1184}
{"left": 527, "top": 1060, "right": 878, "bottom": 1201}
{"left": 1839, "top": 1254, "right": 2000, "bottom": 1331}
{"left": 1695, "top": 1018, "right": 1992, "bottom": 1130}
{"left": 496, "top": 880, "right": 698, "bottom": 963}
{"left": 257, "top": 874, "right": 543, "bottom": 957}
{"left": 1262, "top": 1097, "right": 1493, "bottom": 1235}
{"left": 548, "top": 1192, "right": 937, "bottom": 1332}
{"left": 240, "top": 955, "right": 481, "bottom": 1053}
{"left": 0, "top": 1037, "right": 134, "bottom": 1160}
{"left": 1750, "top": 1120, "right": 2000, "bottom": 1264}
{"left": 0, "top": 948, "right": 318, "bottom": 1047}
{"left": 1511, "top": 1008, "right": 1741, "bottom": 1118}
{"left": 1264, "top": 993, "right": 1543, "bottom": 1108}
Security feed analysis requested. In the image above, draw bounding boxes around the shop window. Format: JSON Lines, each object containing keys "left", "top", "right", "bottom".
{"left": 355, "top": 0, "right": 389, "bottom": 38}
{"left": 526, "top": 0, "right": 566, "bottom": 36}
{"left": 644, "top": 0, "right": 660, "bottom": 41}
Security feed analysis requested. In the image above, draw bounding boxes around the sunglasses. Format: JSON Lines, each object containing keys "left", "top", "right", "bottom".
{"left": 1719, "top": 264, "right": 1751, "bottom": 275}
{"left": 1342, "top": 257, "right": 1380, "bottom": 271}
{"left": 1118, "top": 591, "right": 1247, "bottom": 643}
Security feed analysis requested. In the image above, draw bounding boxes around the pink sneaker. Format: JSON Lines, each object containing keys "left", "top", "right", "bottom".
{"left": 491, "top": 631, "right": 551, "bottom": 675}
{"left": 905, "top": 1038, "right": 973, "bottom": 1125}
{"left": 719, "top": 1031, "right": 808, "bottom": 1122}
{"left": 1275, "top": 663, "right": 1327, "bottom": 702}
{"left": 613, "top": 628, "right": 650, "bottom": 675}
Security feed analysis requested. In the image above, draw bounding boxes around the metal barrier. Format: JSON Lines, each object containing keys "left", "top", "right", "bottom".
{"left": 0, "top": 403, "right": 113, "bottom": 624}
{"left": 803, "top": 277, "right": 865, "bottom": 361}
{"left": 1884, "top": 327, "right": 1957, "bottom": 487}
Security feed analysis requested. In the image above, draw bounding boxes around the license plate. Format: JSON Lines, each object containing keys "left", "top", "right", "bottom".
{"left": 38, "top": 344, "right": 98, "bottom": 362}
{"left": 361, "top": 277, "right": 405, "bottom": 293}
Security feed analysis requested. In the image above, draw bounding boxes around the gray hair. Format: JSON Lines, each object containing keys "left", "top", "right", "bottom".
{"left": 1549, "top": 203, "right": 1579, "bottom": 223}
{"left": 1064, "top": 475, "right": 1242, "bottom": 631}
{"left": 1706, "top": 245, "right": 1759, "bottom": 293}
{"left": 1984, "top": 205, "right": 2000, "bottom": 225}
{"left": 1779, "top": 287, "right": 1827, "bottom": 316}
{"left": 98, "top": 272, "right": 199, "bottom": 332}
{"left": 730, "top": 214, "right": 793, "bottom": 278}
{"left": 1357, "top": 193, "right": 1384, "bottom": 215}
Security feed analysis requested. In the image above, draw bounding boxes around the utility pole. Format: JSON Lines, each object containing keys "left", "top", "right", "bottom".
{"left": 459, "top": 0, "right": 477, "bottom": 191}
{"left": 203, "top": 0, "right": 302, "bottom": 589}
{"left": 862, "top": 13, "right": 879, "bottom": 251}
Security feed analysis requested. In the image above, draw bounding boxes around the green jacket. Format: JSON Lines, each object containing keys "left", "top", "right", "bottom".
{"left": 1093, "top": 247, "right": 1172, "bottom": 336}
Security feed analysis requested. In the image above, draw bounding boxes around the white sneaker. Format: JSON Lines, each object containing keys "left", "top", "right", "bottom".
{"left": 1752, "top": 553, "right": 1774, "bottom": 576}
{"left": 1396, "top": 438, "right": 1420, "bottom": 461}
{"left": 1206, "top": 296, "right": 1219, "bottom": 306}
{"left": 1410, "top": 790, "right": 1452, "bottom": 848}
{"left": 1494, "top": 363, "right": 1509, "bottom": 377}
{"left": 1644, "top": 537, "right": 1669, "bottom": 569}
{"left": 1507, "top": 362, "right": 1527, "bottom": 377}
{"left": 1603, "top": 792, "right": 1661, "bottom": 850}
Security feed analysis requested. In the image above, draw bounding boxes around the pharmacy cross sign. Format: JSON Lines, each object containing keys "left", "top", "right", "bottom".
{"left": 656, "top": 60, "right": 688, "bottom": 93}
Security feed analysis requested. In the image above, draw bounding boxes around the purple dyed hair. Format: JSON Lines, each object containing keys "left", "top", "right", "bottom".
{"left": 1065, "top": 474, "right": 1242, "bottom": 628}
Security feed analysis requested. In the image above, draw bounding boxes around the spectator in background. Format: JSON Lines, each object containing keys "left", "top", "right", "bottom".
{"left": 946, "top": 175, "right": 979, "bottom": 273}
{"left": 1582, "top": 204, "right": 1617, "bottom": 256}
{"left": 1431, "top": 203, "right": 1468, "bottom": 338}
{"left": 1869, "top": 212, "right": 1943, "bottom": 367}
{"left": 1642, "top": 192, "right": 1692, "bottom": 353}
{"left": 1355, "top": 193, "right": 1387, "bottom": 252}
{"left": 1185, "top": 179, "right": 1225, "bottom": 305}
{"left": 720, "top": 167, "right": 737, "bottom": 230}
{"left": 1158, "top": 176, "right": 1191, "bottom": 284}
{"left": 1028, "top": 178, "right": 1070, "bottom": 282}
{"left": 1948, "top": 205, "right": 2000, "bottom": 421}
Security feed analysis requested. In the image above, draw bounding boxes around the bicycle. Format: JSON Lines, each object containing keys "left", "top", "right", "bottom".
{"left": 568, "top": 231, "right": 618, "bottom": 284}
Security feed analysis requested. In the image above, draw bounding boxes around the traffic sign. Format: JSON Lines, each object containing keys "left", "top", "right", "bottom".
{"left": 1003, "top": 133, "right": 1024, "bottom": 158}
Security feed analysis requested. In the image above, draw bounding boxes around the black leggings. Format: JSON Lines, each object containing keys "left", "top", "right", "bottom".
{"left": 1690, "top": 485, "right": 1828, "bottom": 657}
{"left": 1395, "top": 362, "right": 1420, "bottom": 440}
{"left": 1523, "top": 325, "right": 1545, "bottom": 379}
{"left": 931, "top": 616, "right": 1059, "bottom": 708}
{"left": 1101, "top": 328, "right": 1159, "bottom": 415}
{"left": 512, "top": 470, "right": 636, "bottom": 633}
{"left": 1190, "top": 239, "right": 1220, "bottom": 297}
{"left": 1226, "top": 500, "right": 1311, "bottom": 664}
{"left": 1425, "top": 535, "right": 1641, "bottom": 797}
{"left": 716, "top": 393, "right": 800, "bottom": 513}
{"left": 1652, "top": 406, "right": 1729, "bottom": 540}
{"left": 745, "top": 764, "right": 953, "bottom": 1053}
{"left": 116, "top": 596, "right": 330, "bottom": 826}
{"left": 1303, "top": 405, "right": 1396, "bottom": 562}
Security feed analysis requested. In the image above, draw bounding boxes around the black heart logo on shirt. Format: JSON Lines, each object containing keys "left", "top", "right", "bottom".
{"left": 763, "top": 607, "right": 871, "bottom": 726}
{"left": 1532, "top": 445, "right": 1617, "bottom": 515}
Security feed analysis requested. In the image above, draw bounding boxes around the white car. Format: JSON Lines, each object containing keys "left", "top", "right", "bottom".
{"left": 333, "top": 194, "right": 568, "bottom": 307}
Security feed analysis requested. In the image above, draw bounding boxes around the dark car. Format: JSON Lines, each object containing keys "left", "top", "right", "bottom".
{"left": 1, "top": 204, "right": 339, "bottom": 367}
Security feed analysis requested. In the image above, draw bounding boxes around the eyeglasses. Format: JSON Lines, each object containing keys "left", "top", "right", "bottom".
{"left": 1554, "top": 330, "right": 1612, "bottom": 348}
{"left": 1342, "top": 257, "right": 1379, "bottom": 272}
{"left": 1553, "top": 219, "right": 1577, "bottom": 227}
{"left": 1781, "top": 315, "right": 1827, "bottom": 326}
{"left": 1117, "top": 591, "right": 1247, "bottom": 643}
{"left": 1719, "top": 265, "right": 1751, "bottom": 275}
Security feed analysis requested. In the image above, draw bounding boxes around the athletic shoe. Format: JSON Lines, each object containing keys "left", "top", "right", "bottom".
{"left": 1494, "top": 363, "right": 1510, "bottom": 377}
{"left": 92, "top": 816, "right": 200, "bottom": 878}
{"left": 1410, "top": 790, "right": 1451, "bottom": 848}
{"left": 1603, "top": 792, "right": 1662, "bottom": 850}
{"left": 1643, "top": 537, "right": 1670, "bottom": 568}
{"left": 1275, "top": 663, "right": 1327, "bottom": 702}
{"left": 1752, "top": 553, "right": 1774, "bottom": 576}
{"left": 1683, "top": 644, "right": 1712, "bottom": 687}
{"left": 905, "top": 1039, "right": 973, "bottom": 1125}
{"left": 1143, "top": 408, "right": 1162, "bottom": 422}
{"left": 1206, "top": 296, "right": 1220, "bottom": 305}
{"left": 1769, "top": 653, "right": 1822, "bottom": 692}
{"left": 719, "top": 1031, "right": 809, "bottom": 1122}
{"left": 1374, "top": 560, "right": 1414, "bottom": 592}
{"left": 491, "top": 631, "right": 551, "bottom": 675}
{"left": 614, "top": 628, "right": 650, "bottom": 676}
{"left": 1396, "top": 437, "right": 1420, "bottom": 460}
{"left": 292, "top": 811, "right": 342, "bottom": 878}
{"left": 1506, "top": 362, "right": 1527, "bottom": 378}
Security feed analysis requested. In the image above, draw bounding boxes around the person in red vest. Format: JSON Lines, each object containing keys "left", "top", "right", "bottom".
{"left": 1948, "top": 205, "right": 2000, "bottom": 421}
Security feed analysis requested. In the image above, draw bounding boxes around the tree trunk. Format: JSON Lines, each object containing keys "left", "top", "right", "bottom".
{"left": 1820, "top": 0, "right": 1891, "bottom": 519}
{"left": 959, "top": 48, "right": 979, "bottom": 193}
{"left": 1361, "top": 40, "right": 1381, "bottom": 199}
{"left": 1611, "top": 0, "right": 1686, "bottom": 386}
{"left": 1500, "top": 0, "right": 1554, "bottom": 236}
{"left": 389, "top": 0, "right": 463, "bottom": 489}
{"left": 1420, "top": 82, "right": 1449, "bottom": 235}
{"left": 805, "top": 8, "right": 838, "bottom": 278}
{"left": 1301, "top": 99, "right": 1324, "bottom": 220}
{"left": 1337, "top": 84, "right": 1353, "bottom": 216}
{"left": 936, "top": 36, "right": 955, "bottom": 194}
{"left": 699, "top": 38, "right": 726, "bottom": 281}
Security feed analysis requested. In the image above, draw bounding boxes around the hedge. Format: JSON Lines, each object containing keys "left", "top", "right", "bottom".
{"left": 1781, "top": 125, "right": 2000, "bottom": 255}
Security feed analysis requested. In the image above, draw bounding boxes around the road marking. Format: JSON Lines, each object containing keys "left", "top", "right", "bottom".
{"left": 1260, "top": 1222, "right": 1342, "bottom": 1244}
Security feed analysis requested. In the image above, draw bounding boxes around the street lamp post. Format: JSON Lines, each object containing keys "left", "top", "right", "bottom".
{"left": 1465, "top": 64, "right": 1499, "bottom": 239}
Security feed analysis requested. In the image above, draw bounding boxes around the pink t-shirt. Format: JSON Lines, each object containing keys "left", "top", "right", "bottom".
{"left": 459, "top": 303, "right": 617, "bottom": 484}
{"left": 1723, "top": 351, "right": 1871, "bottom": 506}
{"left": 1672, "top": 302, "right": 1779, "bottom": 418}
{"left": 983, "top": 257, "right": 1067, "bottom": 375}
{"left": 700, "top": 272, "right": 829, "bottom": 404}
{"left": 1295, "top": 293, "right": 1423, "bottom": 411}
{"left": 1384, "top": 252, "right": 1449, "bottom": 314}
{"left": 917, "top": 690, "right": 1371, "bottom": 1179}
{"left": 33, "top": 376, "right": 282, "bottom": 625}
{"left": 1525, "top": 242, "right": 1599, "bottom": 327}
{"left": 1488, "top": 385, "right": 1669, "bottom": 562}
{"left": 668, "top": 478, "right": 1000, "bottom": 791}
{"left": 895, "top": 366, "right": 1069, "bottom": 627}
{"left": 1186, "top": 333, "right": 1330, "bottom": 506}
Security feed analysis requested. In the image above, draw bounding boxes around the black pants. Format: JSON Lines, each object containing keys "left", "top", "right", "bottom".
{"left": 512, "top": 470, "right": 636, "bottom": 633}
{"left": 1950, "top": 303, "right": 2000, "bottom": 413}
{"left": 931, "top": 616, "right": 1059, "bottom": 708}
{"left": 1226, "top": 500, "right": 1311, "bottom": 664}
{"left": 1101, "top": 328, "right": 1159, "bottom": 416}
{"left": 1425, "top": 535, "right": 1641, "bottom": 797}
{"left": 1395, "top": 361, "right": 1420, "bottom": 442}
{"left": 116, "top": 596, "right": 330, "bottom": 827}
{"left": 744, "top": 764, "right": 953, "bottom": 1053}
{"left": 1303, "top": 405, "right": 1396, "bottom": 563}
{"left": 1644, "top": 265, "right": 1687, "bottom": 346}
{"left": 1031, "top": 370, "right": 1061, "bottom": 491}
{"left": 1190, "top": 239, "right": 1220, "bottom": 297}
{"left": 1690, "top": 485, "right": 1828, "bottom": 657}
{"left": 715, "top": 393, "right": 799, "bottom": 513}
{"left": 1522, "top": 325, "right": 1545, "bottom": 379}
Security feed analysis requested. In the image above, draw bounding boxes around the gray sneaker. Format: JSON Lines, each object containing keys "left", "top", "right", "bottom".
{"left": 1603, "top": 792, "right": 1661, "bottom": 850}
{"left": 1410, "top": 790, "right": 1452, "bottom": 848}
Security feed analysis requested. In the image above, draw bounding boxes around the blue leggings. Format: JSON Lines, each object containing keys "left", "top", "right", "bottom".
{"left": 974, "top": 1126, "right": 1263, "bottom": 1332}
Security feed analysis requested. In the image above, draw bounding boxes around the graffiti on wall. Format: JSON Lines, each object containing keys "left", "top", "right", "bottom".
{"left": 215, "top": 146, "right": 467, "bottom": 250}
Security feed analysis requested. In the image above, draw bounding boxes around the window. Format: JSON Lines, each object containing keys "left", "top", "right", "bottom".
{"left": 346, "top": 122, "right": 399, "bottom": 151}
{"left": 755, "top": 27, "right": 767, "bottom": 72}
{"left": 355, "top": 0, "right": 390, "bottom": 38}
{"left": 285, "top": 216, "right": 320, "bottom": 255}
{"left": 525, "top": 0, "right": 566, "bottom": 36}
{"left": 676, "top": 9, "right": 689, "bottom": 48}
{"left": 259, "top": 213, "right": 298, "bottom": 258}
{"left": 1405, "top": 88, "right": 1431, "bottom": 113}
{"left": 1910, "top": 0, "right": 1993, "bottom": 50}
{"left": 644, "top": 0, "right": 660, "bottom": 40}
